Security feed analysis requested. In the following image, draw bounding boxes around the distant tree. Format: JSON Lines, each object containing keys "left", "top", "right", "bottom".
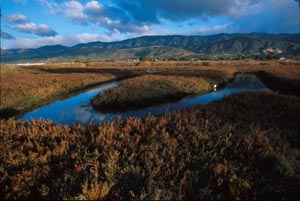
{"left": 179, "top": 57, "right": 189, "bottom": 61}
{"left": 139, "top": 55, "right": 152, "bottom": 61}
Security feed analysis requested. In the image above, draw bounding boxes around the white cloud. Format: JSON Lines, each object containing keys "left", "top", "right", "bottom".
{"left": 38, "top": 0, "right": 152, "bottom": 34}
{"left": 85, "top": 0, "right": 104, "bottom": 17}
{"left": 5, "top": 14, "right": 28, "bottom": 23}
{"left": 108, "top": 23, "right": 154, "bottom": 34}
{"left": 64, "top": 0, "right": 86, "bottom": 22}
{"left": 103, "top": 26, "right": 158, "bottom": 43}
{"left": 86, "top": 0, "right": 103, "bottom": 10}
{"left": 12, "top": 23, "right": 57, "bottom": 36}
{"left": 30, "top": 0, "right": 298, "bottom": 42}
{"left": 5, "top": 13, "right": 58, "bottom": 37}
{"left": 3, "top": 33, "right": 110, "bottom": 49}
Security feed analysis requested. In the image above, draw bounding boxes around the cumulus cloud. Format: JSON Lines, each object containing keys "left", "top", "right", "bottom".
{"left": 63, "top": 0, "right": 86, "bottom": 23}
{"left": 36, "top": 0, "right": 298, "bottom": 33}
{"left": 5, "top": 14, "right": 28, "bottom": 23}
{"left": 46, "top": 0, "right": 295, "bottom": 35}
{"left": 39, "top": 0, "right": 154, "bottom": 34}
{"left": 85, "top": 1, "right": 156, "bottom": 34}
{"left": 1, "top": 31, "right": 16, "bottom": 40}
{"left": 3, "top": 33, "right": 110, "bottom": 49}
{"left": 104, "top": 0, "right": 297, "bottom": 34}
{"left": 5, "top": 13, "right": 58, "bottom": 37}
{"left": 85, "top": 0, "right": 104, "bottom": 14}
{"left": 12, "top": 23, "right": 57, "bottom": 37}
{"left": 15, "top": 0, "right": 297, "bottom": 47}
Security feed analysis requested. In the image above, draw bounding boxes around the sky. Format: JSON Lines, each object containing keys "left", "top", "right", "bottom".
{"left": 1, "top": 0, "right": 299, "bottom": 49}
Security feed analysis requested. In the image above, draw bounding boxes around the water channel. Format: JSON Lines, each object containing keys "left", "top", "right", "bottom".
{"left": 21, "top": 74, "right": 270, "bottom": 125}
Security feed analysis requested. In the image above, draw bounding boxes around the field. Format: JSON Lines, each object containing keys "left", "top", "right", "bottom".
{"left": 1, "top": 60, "right": 300, "bottom": 200}
{"left": 91, "top": 75, "right": 212, "bottom": 111}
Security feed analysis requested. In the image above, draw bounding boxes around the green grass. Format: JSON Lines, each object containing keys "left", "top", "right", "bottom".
{"left": 1, "top": 91, "right": 300, "bottom": 200}
{"left": 91, "top": 75, "right": 212, "bottom": 111}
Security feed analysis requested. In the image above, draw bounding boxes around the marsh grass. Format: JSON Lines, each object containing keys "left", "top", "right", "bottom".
{"left": 1, "top": 91, "right": 300, "bottom": 200}
{"left": 2, "top": 60, "right": 298, "bottom": 118}
{"left": 91, "top": 75, "right": 212, "bottom": 112}
{"left": 0, "top": 65, "right": 138, "bottom": 118}
{"left": 1, "top": 61, "right": 300, "bottom": 199}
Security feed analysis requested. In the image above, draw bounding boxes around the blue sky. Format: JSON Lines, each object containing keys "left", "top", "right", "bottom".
{"left": 1, "top": 0, "right": 299, "bottom": 49}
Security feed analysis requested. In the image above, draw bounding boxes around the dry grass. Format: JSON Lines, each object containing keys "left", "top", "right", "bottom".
{"left": 0, "top": 64, "right": 137, "bottom": 117}
{"left": 135, "top": 60, "right": 300, "bottom": 80}
{"left": 91, "top": 75, "right": 212, "bottom": 111}
{"left": 1, "top": 59, "right": 299, "bottom": 118}
{"left": 0, "top": 91, "right": 299, "bottom": 200}
{"left": 0, "top": 60, "right": 300, "bottom": 200}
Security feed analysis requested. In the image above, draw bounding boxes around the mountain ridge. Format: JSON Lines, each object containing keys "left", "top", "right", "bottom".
{"left": 2, "top": 33, "right": 299, "bottom": 62}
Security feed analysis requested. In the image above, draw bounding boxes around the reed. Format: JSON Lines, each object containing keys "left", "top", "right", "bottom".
{"left": 1, "top": 91, "right": 299, "bottom": 200}
{"left": 0, "top": 65, "right": 137, "bottom": 118}
{"left": 91, "top": 75, "right": 212, "bottom": 111}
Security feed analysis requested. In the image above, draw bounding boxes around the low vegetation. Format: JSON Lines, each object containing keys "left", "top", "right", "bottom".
{"left": 1, "top": 91, "right": 300, "bottom": 200}
{"left": 1, "top": 60, "right": 300, "bottom": 200}
{"left": 0, "top": 65, "right": 137, "bottom": 118}
{"left": 2, "top": 60, "right": 299, "bottom": 119}
{"left": 255, "top": 71, "right": 300, "bottom": 97}
{"left": 91, "top": 75, "right": 212, "bottom": 111}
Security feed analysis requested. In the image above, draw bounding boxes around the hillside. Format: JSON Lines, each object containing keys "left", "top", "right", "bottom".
{"left": 1, "top": 33, "right": 299, "bottom": 63}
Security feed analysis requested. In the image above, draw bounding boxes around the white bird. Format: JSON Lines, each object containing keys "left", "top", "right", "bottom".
{"left": 213, "top": 84, "right": 217, "bottom": 91}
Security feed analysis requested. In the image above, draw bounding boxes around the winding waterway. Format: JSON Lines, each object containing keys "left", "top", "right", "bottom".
{"left": 21, "top": 74, "right": 270, "bottom": 125}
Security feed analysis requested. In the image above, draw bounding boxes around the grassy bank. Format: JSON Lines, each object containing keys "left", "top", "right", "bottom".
{"left": 0, "top": 65, "right": 138, "bottom": 118}
{"left": 254, "top": 71, "right": 300, "bottom": 97}
{"left": 91, "top": 75, "right": 212, "bottom": 111}
{"left": 1, "top": 91, "right": 299, "bottom": 200}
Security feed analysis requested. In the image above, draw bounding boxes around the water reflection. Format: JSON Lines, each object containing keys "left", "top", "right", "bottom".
{"left": 21, "top": 74, "right": 270, "bottom": 125}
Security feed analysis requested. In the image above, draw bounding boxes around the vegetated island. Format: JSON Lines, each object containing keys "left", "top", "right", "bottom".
{"left": 91, "top": 74, "right": 212, "bottom": 112}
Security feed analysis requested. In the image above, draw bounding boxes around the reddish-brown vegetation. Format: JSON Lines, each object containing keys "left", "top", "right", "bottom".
{"left": 2, "top": 60, "right": 299, "bottom": 118}
{"left": 1, "top": 91, "right": 300, "bottom": 200}
{"left": 0, "top": 65, "right": 137, "bottom": 118}
{"left": 1, "top": 60, "right": 300, "bottom": 200}
{"left": 91, "top": 75, "right": 212, "bottom": 111}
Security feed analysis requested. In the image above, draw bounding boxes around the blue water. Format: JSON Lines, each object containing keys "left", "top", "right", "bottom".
{"left": 21, "top": 74, "right": 270, "bottom": 125}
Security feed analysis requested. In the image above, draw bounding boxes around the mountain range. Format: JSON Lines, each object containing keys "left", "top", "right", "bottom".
{"left": 1, "top": 33, "right": 299, "bottom": 63}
